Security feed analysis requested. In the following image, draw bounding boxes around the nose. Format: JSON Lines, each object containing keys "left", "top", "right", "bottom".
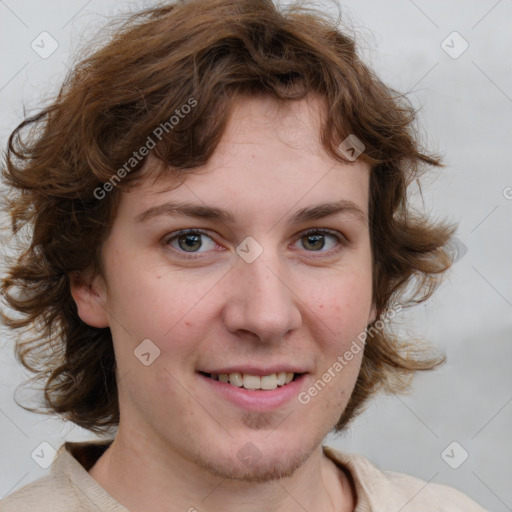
{"left": 222, "top": 248, "right": 302, "bottom": 344}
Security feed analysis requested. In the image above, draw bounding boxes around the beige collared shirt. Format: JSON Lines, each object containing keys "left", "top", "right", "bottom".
{"left": 0, "top": 441, "right": 487, "bottom": 511}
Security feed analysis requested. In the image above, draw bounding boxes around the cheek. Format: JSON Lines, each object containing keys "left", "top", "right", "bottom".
{"left": 104, "top": 260, "right": 219, "bottom": 375}
{"left": 307, "top": 269, "right": 373, "bottom": 336}
{"left": 104, "top": 252, "right": 205, "bottom": 333}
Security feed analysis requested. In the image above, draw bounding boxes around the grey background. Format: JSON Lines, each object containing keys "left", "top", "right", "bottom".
{"left": 0, "top": 0, "right": 511, "bottom": 510}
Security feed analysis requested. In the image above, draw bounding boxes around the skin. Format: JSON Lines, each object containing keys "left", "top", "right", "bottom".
{"left": 71, "top": 94, "right": 377, "bottom": 512}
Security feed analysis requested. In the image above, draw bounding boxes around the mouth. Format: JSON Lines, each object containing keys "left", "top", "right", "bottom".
{"left": 197, "top": 368, "right": 309, "bottom": 411}
{"left": 199, "top": 371, "right": 302, "bottom": 391}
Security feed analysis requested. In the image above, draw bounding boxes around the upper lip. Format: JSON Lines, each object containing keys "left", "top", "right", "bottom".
{"left": 199, "top": 366, "right": 309, "bottom": 376}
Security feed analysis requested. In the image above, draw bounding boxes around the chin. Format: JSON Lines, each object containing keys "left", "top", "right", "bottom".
{"left": 199, "top": 446, "right": 313, "bottom": 483}
{"left": 189, "top": 429, "right": 322, "bottom": 483}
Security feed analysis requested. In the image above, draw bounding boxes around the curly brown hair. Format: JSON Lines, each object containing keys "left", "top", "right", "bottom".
{"left": 1, "top": 0, "right": 455, "bottom": 434}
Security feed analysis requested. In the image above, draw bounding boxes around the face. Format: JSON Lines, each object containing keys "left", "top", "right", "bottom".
{"left": 73, "top": 94, "right": 376, "bottom": 482}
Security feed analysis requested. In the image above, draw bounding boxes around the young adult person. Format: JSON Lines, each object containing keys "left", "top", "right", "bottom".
{"left": 0, "top": 1, "right": 487, "bottom": 510}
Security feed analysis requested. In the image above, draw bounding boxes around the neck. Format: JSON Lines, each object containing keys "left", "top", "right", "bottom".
{"left": 87, "top": 429, "right": 355, "bottom": 512}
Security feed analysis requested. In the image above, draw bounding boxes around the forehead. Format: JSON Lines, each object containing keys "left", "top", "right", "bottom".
{"left": 118, "top": 95, "right": 370, "bottom": 223}
{"left": 221, "top": 93, "right": 326, "bottom": 148}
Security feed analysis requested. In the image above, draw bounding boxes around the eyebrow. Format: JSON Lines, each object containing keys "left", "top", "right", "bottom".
{"left": 134, "top": 199, "right": 367, "bottom": 225}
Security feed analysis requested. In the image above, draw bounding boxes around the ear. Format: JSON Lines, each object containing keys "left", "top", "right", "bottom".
{"left": 69, "top": 269, "right": 109, "bottom": 328}
{"left": 368, "top": 302, "right": 378, "bottom": 325}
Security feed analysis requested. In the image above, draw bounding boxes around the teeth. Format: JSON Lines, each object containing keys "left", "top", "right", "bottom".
{"left": 260, "top": 374, "right": 277, "bottom": 390}
{"left": 229, "top": 372, "right": 243, "bottom": 387}
{"left": 209, "top": 372, "right": 297, "bottom": 390}
{"left": 243, "top": 374, "right": 261, "bottom": 390}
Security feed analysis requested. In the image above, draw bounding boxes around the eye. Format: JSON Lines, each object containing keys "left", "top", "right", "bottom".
{"left": 165, "top": 229, "right": 218, "bottom": 254}
{"left": 294, "top": 228, "right": 343, "bottom": 252}
{"left": 163, "top": 227, "right": 345, "bottom": 258}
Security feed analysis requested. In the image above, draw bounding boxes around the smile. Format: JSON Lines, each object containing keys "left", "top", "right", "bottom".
{"left": 198, "top": 369, "right": 308, "bottom": 411}
{"left": 203, "top": 371, "right": 296, "bottom": 391}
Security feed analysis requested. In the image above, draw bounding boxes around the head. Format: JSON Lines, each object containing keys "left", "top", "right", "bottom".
{"left": 1, "top": 0, "right": 454, "bottom": 480}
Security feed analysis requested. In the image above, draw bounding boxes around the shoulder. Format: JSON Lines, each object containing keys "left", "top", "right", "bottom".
{"left": 0, "top": 472, "right": 78, "bottom": 512}
{"left": 323, "top": 445, "right": 488, "bottom": 512}
{"left": 0, "top": 440, "right": 118, "bottom": 512}
{"left": 383, "top": 469, "right": 488, "bottom": 512}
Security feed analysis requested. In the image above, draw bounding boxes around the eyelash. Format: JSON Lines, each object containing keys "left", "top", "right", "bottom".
{"left": 163, "top": 228, "right": 346, "bottom": 259}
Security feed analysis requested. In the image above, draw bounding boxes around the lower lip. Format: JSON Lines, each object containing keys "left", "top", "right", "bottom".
{"left": 198, "top": 373, "right": 308, "bottom": 411}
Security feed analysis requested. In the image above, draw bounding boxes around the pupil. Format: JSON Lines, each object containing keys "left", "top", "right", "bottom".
{"left": 305, "top": 234, "right": 324, "bottom": 250}
{"left": 179, "top": 234, "right": 201, "bottom": 252}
